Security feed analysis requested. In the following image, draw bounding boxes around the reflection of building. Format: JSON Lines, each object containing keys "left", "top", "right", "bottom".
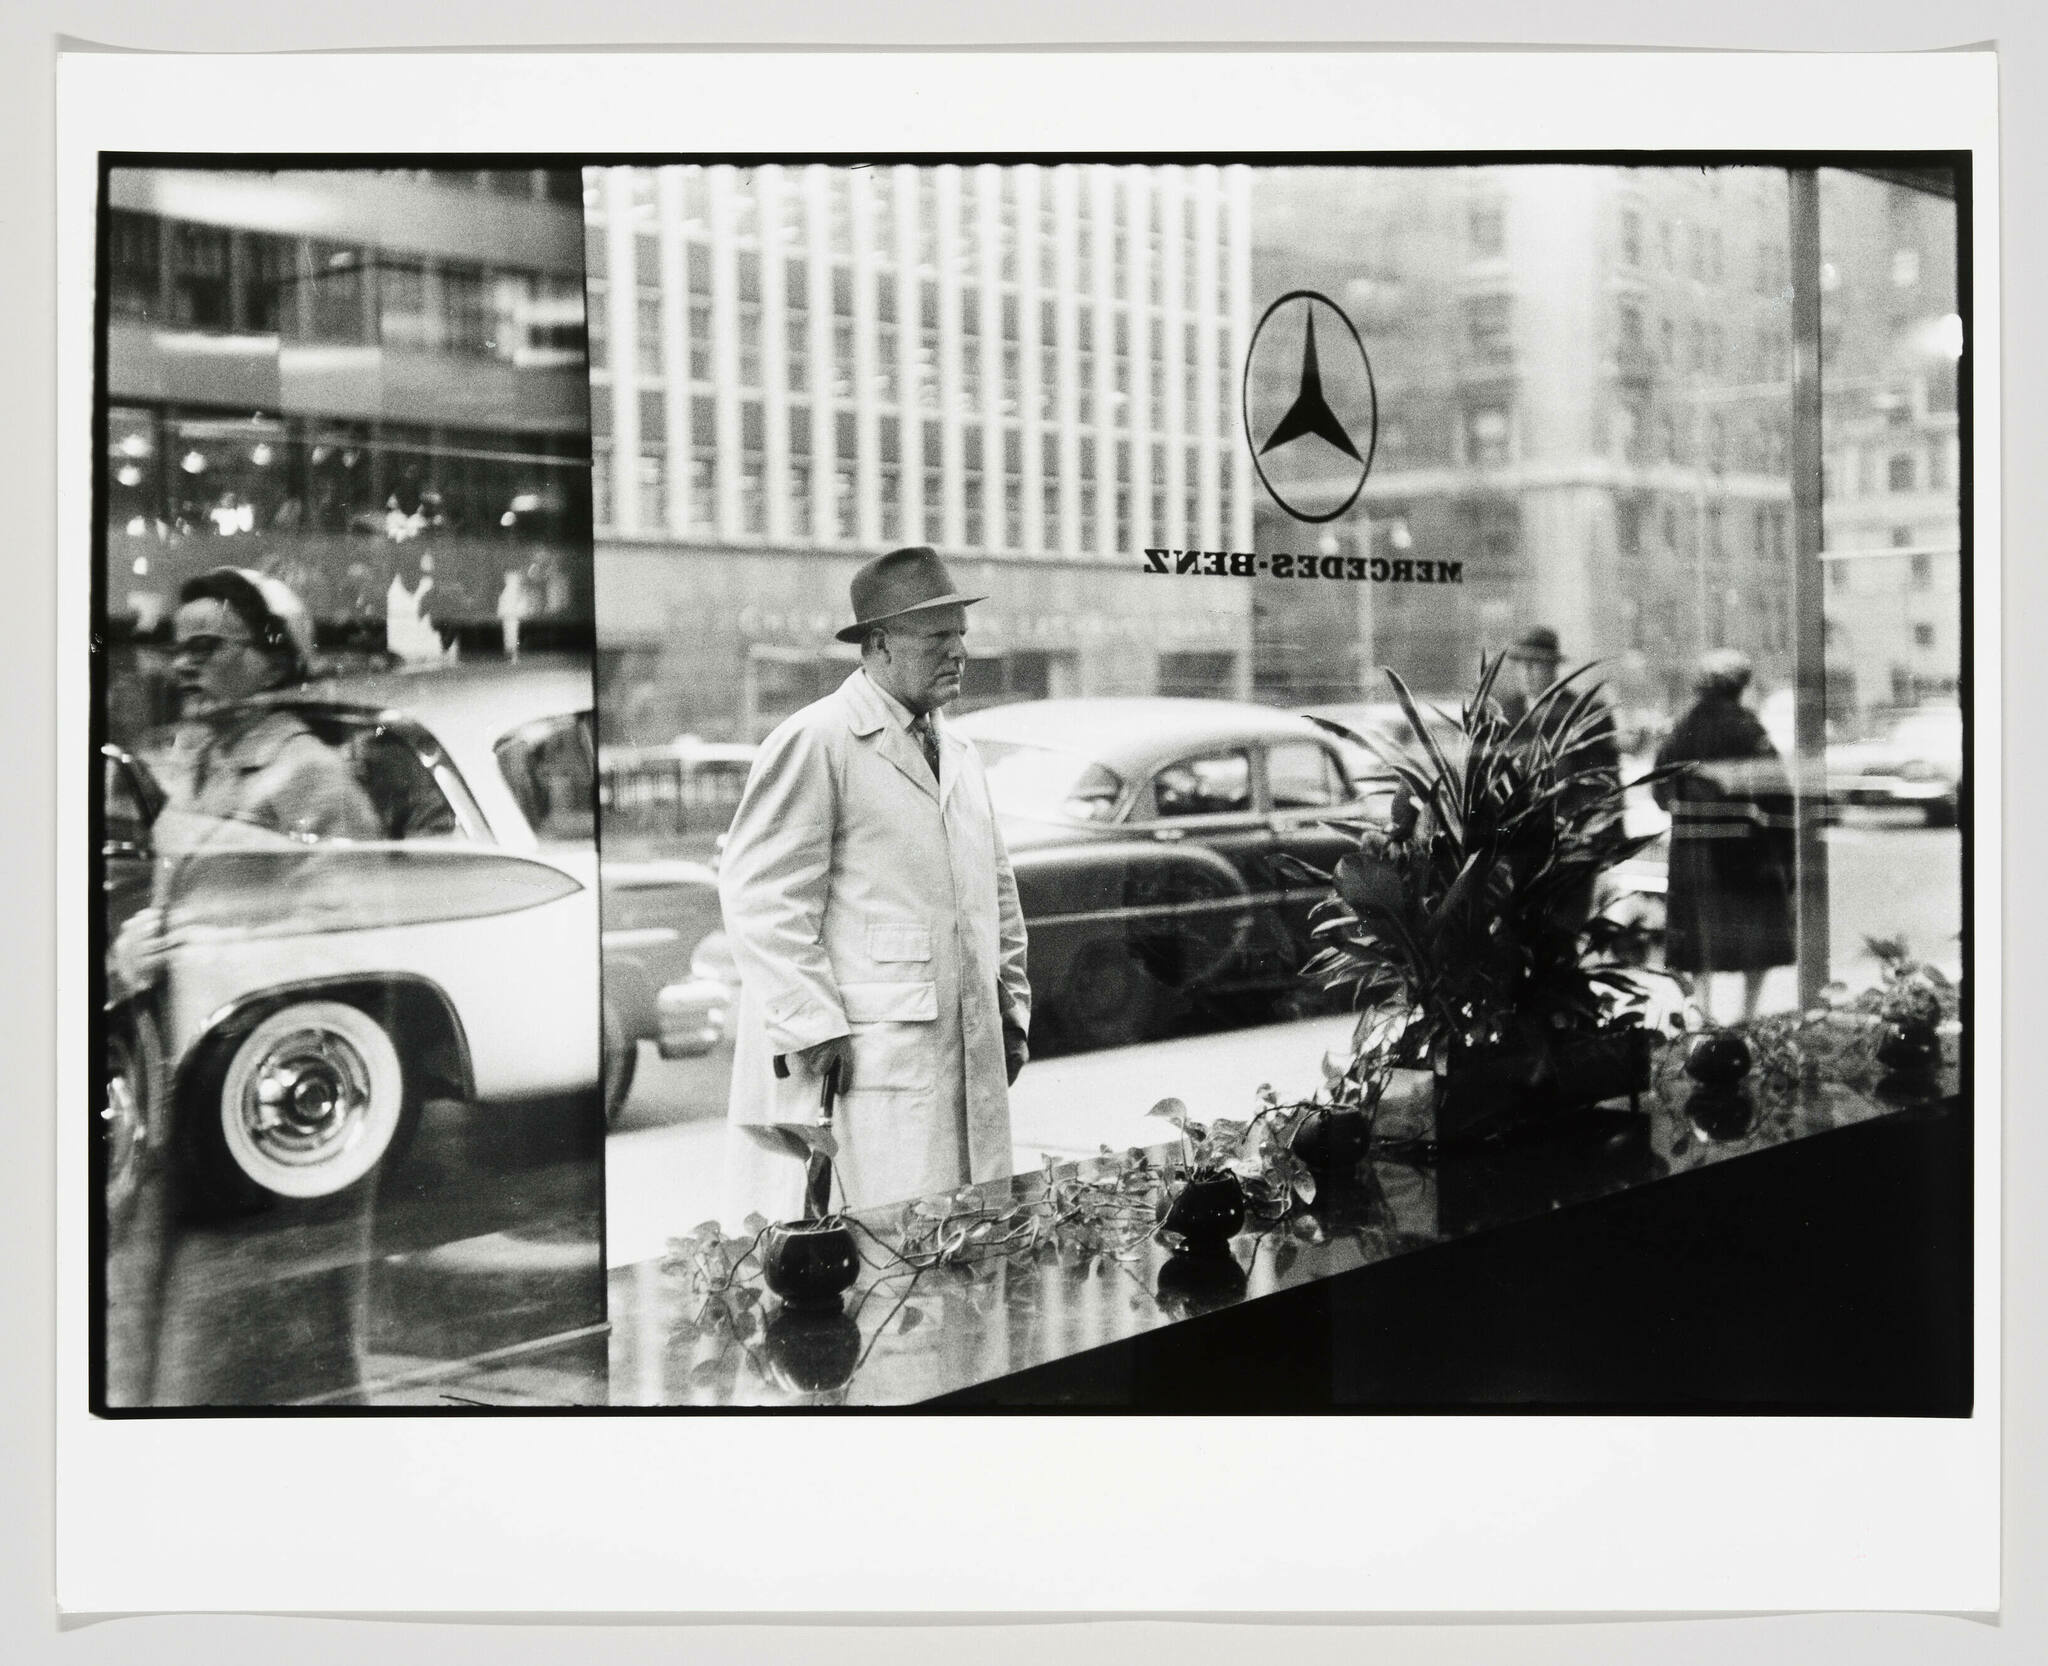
{"left": 1251, "top": 166, "right": 1801, "bottom": 715}
{"left": 583, "top": 164, "right": 1253, "bottom": 744}
{"left": 1815, "top": 177, "right": 1963, "bottom": 726}
{"left": 103, "top": 169, "right": 593, "bottom": 700}
{"left": 1248, "top": 166, "right": 1961, "bottom": 731}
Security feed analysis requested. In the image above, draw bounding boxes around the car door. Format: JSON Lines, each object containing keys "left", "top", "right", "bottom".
{"left": 1260, "top": 737, "right": 1359, "bottom": 969}
{"left": 101, "top": 744, "right": 163, "bottom": 955}
{"left": 1128, "top": 747, "right": 1283, "bottom": 988}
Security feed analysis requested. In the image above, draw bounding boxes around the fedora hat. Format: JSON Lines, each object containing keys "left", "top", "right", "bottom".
{"left": 1504, "top": 625, "right": 1563, "bottom": 662}
{"left": 835, "top": 546, "right": 986, "bottom": 644}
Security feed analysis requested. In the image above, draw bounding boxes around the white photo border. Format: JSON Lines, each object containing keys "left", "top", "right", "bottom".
{"left": 54, "top": 48, "right": 2001, "bottom": 1616}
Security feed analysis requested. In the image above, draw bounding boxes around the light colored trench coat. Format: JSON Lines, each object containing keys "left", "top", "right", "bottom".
{"left": 719, "top": 669, "right": 1031, "bottom": 1222}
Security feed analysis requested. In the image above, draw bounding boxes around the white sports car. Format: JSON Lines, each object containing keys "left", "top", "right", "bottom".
{"left": 101, "top": 660, "right": 731, "bottom": 1215}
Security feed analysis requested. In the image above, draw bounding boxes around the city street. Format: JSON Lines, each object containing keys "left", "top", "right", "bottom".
{"left": 603, "top": 811, "right": 1965, "bottom": 1266}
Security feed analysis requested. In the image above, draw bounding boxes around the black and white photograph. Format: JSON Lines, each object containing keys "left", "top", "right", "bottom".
{"left": 86, "top": 154, "right": 1975, "bottom": 1413}
{"left": 586, "top": 156, "right": 1973, "bottom": 1411}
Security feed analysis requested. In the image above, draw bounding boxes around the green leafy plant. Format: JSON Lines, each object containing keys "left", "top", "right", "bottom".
{"left": 1296, "top": 654, "right": 1680, "bottom": 1084}
{"left": 1146, "top": 1090, "right": 1317, "bottom": 1217}
{"left": 1728, "top": 937, "right": 1961, "bottom": 1099}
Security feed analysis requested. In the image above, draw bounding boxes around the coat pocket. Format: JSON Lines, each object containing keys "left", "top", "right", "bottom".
{"left": 840, "top": 979, "right": 939, "bottom": 1090}
{"left": 866, "top": 923, "right": 933, "bottom": 964}
{"left": 841, "top": 980, "right": 939, "bottom": 1023}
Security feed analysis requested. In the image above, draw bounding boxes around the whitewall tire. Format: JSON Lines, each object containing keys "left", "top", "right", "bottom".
{"left": 198, "top": 1000, "right": 411, "bottom": 1205}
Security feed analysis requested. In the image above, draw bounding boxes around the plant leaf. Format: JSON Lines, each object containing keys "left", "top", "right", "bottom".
{"left": 1385, "top": 666, "right": 1459, "bottom": 798}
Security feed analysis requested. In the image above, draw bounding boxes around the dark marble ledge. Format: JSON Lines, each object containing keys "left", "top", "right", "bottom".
{"left": 596, "top": 1052, "right": 1962, "bottom": 1410}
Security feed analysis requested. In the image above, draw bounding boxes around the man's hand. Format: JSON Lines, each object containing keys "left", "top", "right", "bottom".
{"left": 792, "top": 1034, "right": 855, "bottom": 1094}
{"left": 1004, "top": 1027, "right": 1029, "bottom": 1087}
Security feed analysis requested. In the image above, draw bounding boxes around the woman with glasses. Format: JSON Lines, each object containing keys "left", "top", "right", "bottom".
{"left": 161, "top": 566, "right": 378, "bottom": 843}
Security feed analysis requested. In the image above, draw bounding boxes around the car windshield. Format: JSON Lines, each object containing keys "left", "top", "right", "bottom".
{"left": 496, "top": 712, "right": 598, "bottom": 842}
{"left": 972, "top": 739, "right": 1125, "bottom": 823}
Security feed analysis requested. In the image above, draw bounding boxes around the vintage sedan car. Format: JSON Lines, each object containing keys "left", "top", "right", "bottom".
{"left": 1825, "top": 707, "right": 1963, "bottom": 827}
{"left": 1293, "top": 698, "right": 1466, "bottom": 810}
{"left": 951, "top": 698, "right": 1372, "bottom": 1049}
{"left": 100, "top": 661, "right": 734, "bottom": 1215}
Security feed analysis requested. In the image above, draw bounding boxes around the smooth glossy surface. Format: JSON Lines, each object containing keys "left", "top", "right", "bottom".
{"left": 597, "top": 1036, "right": 1960, "bottom": 1408}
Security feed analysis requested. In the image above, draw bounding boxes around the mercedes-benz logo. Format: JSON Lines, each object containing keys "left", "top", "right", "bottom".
{"left": 1241, "top": 289, "right": 1378, "bottom": 524}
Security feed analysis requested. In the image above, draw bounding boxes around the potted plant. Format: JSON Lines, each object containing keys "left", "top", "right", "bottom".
{"left": 1148, "top": 1103, "right": 1250, "bottom": 1255}
{"left": 1298, "top": 655, "right": 1677, "bottom": 1144}
{"left": 751, "top": 1061, "right": 861, "bottom": 1310}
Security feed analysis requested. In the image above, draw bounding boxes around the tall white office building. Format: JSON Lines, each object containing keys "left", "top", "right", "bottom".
{"left": 583, "top": 162, "right": 1254, "bottom": 743}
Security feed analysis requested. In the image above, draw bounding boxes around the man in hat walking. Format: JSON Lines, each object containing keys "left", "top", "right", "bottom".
{"left": 1499, "top": 624, "right": 1622, "bottom": 791}
{"left": 1496, "top": 625, "right": 1625, "bottom": 931}
{"left": 719, "top": 547, "right": 1032, "bottom": 1220}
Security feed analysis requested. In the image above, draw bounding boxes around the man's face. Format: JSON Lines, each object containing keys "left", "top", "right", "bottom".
{"left": 870, "top": 605, "right": 970, "bottom": 714}
{"left": 1512, "top": 653, "right": 1561, "bottom": 703}
{"left": 171, "top": 597, "right": 278, "bottom": 717}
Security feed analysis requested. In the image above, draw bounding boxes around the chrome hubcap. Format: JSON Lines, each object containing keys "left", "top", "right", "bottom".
{"left": 241, "top": 1030, "right": 374, "bottom": 1166}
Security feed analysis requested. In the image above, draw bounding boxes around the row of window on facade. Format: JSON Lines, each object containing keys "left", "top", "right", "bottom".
{"left": 106, "top": 211, "right": 587, "bottom": 364}
{"left": 589, "top": 264, "right": 1237, "bottom": 441}
{"left": 1828, "top": 545, "right": 1951, "bottom": 594}
{"left": 587, "top": 164, "right": 1236, "bottom": 315}
{"left": 105, "top": 403, "right": 591, "bottom": 550}
{"left": 591, "top": 414, "right": 1237, "bottom": 552}
{"left": 1469, "top": 189, "right": 1791, "bottom": 291}
{"left": 1826, "top": 439, "right": 1958, "bottom": 499}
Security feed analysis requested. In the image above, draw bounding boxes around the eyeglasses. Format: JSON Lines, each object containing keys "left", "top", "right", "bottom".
{"left": 171, "top": 633, "right": 259, "bottom": 664}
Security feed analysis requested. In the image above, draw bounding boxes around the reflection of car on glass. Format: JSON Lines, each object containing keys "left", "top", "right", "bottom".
{"left": 1825, "top": 707, "right": 1963, "bottom": 826}
{"left": 100, "top": 662, "right": 734, "bottom": 1213}
{"left": 102, "top": 745, "right": 171, "bottom": 1223}
{"left": 952, "top": 698, "right": 1369, "bottom": 1048}
{"left": 1292, "top": 699, "right": 1465, "bottom": 812}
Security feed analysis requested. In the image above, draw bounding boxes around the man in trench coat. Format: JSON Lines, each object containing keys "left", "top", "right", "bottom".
{"left": 719, "top": 547, "right": 1031, "bottom": 1222}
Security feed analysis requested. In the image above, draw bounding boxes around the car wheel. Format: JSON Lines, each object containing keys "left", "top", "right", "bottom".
{"left": 102, "top": 1010, "right": 162, "bottom": 1225}
{"left": 1057, "top": 940, "right": 1163, "bottom": 1050}
{"left": 602, "top": 1000, "right": 638, "bottom": 1129}
{"left": 183, "top": 999, "right": 416, "bottom": 1211}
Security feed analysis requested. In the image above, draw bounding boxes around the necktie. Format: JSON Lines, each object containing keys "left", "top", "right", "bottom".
{"left": 911, "top": 713, "right": 941, "bottom": 784}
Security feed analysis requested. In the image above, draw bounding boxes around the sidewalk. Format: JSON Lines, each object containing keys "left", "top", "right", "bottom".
{"left": 1007, "top": 1014, "right": 1357, "bottom": 1169}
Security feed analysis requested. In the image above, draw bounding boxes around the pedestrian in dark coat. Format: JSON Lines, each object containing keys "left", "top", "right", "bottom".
{"left": 1653, "top": 649, "right": 1796, "bottom": 1023}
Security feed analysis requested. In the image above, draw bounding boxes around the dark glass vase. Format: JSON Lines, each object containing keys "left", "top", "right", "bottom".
{"left": 1162, "top": 1170, "right": 1246, "bottom": 1255}
{"left": 1289, "top": 1106, "right": 1372, "bottom": 1178}
{"left": 761, "top": 1218, "right": 860, "bottom": 1311}
{"left": 1155, "top": 1249, "right": 1250, "bottom": 1318}
{"left": 1684, "top": 1029, "right": 1754, "bottom": 1088}
{"left": 1684, "top": 1083, "right": 1761, "bottom": 1145}
{"left": 1875, "top": 1018, "right": 1940, "bottom": 1075}
{"left": 762, "top": 1305, "right": 864, "bottom": 1394}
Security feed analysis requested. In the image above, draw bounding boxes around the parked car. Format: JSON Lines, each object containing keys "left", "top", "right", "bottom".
{"left": 952, "top": 698, "right": 1373, "bottom": 1048}
{"left": 100, "top": 661, "right": 734, "bottom": 1214}
{"left": 1825, "top": 707, "right": 1963, "bottom": 826}
{"left": 1292, "top": 698, "right": 1465, "bottom": 811}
